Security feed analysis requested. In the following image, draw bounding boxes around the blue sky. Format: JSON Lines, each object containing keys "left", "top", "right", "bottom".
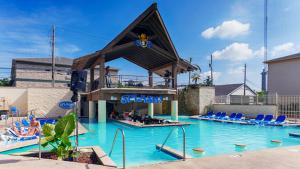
{"left": 0, "top": 0, "right": 300, "bottom": 90}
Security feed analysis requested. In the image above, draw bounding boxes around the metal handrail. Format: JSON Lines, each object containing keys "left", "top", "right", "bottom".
{"left": 38, "top": 127, "right": 42, "bottom": 159}
{"left": 109, "top": 128, "right": 126, "bottom": 168}
{"left": 159, "top": 126, "right": 186, "bottom": 160}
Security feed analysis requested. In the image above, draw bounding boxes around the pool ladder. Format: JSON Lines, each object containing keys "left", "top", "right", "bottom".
{"left": 158, "top": 126, "right": 186, "bottom": 160}
{"left": 109, "top": 128, "right": 126, "bottom": 168}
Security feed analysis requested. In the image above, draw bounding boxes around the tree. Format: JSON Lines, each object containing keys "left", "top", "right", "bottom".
{"left": 0, "top": 78, "right": 10, "bottom": 86}
{"left": 190, "top": 64, "right": 201, "bottom": 84}
{"left": 191, "top": 72, "right": 201, "bottom": 84}
{"left": 203, "top": 76, "right": 212, "bottom": 86}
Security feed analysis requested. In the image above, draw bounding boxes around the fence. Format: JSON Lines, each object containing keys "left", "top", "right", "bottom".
{"left": 90, "top": 74, "right": 174, "bottom": 90}
{"left": 214, "top": 95, "right": 277, "bottom": 105}
{"left": 214, "top": 94, "right": 300, "bottom": 120}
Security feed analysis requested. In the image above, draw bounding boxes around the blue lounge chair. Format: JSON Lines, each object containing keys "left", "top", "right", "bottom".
{"left": 14, "top": 121, "right": 22, "bottom": 131}
{"left": 223, "top": 113, "right": 236, "bottom": 120}
{"left": 233, "top": 113, "right": 243, "bottom": 121}
{"left": 228, "top": 113, "right": 237, "bottom": 119}
{"left": 216, "top": 112, "right": 226, "bottom": 120}
{"left": 247, "top": 114, "right": 264, "bottom": 124}
{"left": 200, "top": 112, "right": 214, "bottom": 118}
{"left": 213, "top": 112, "right": 222, "bottom": 119}
{"left": 21, "top": 119, "right": 30, "bottom": 127}
{"left": 261, "top": 114, "right": 273, "bottom": 124}
{"left": 267, "top": 115, "right": 286, "bottom": 126}
{"left": 6, "top": 128, "right": 37, "bottom": 141}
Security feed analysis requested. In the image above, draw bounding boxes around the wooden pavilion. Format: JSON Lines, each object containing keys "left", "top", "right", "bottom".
{"left": 72, "top": 3, "right": 197, "bottom": 122}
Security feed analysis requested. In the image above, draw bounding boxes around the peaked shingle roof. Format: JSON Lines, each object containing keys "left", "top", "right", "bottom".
{"left": 215, "top": 83, "right": 243, "bottom": 96}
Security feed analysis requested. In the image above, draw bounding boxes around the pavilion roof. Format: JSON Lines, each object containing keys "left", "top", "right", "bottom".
{"left": 72, "top": 3, "right": 197, "bottom": 76}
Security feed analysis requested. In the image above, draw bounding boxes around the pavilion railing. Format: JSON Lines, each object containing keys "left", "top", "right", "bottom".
{"left": 90, "top": 74, "right": 174, "bottom": 90}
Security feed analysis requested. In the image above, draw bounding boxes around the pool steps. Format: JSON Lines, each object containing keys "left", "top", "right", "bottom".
{"left": 156, "top": 144, "right": 192, "bottom": 159}
{"left": 91, "top": 146, "right": 117, "bottom": 167}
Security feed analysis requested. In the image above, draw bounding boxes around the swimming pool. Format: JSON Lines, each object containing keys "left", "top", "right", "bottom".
{"left": 2, "top": 116, "right": 300, "bottom": 167}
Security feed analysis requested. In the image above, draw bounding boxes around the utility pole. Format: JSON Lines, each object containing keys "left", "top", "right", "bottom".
{"left": 188, "top": 57, "right": 192, "bottom": 85}
{"left": 261, "top": 0, "right": 268, "bottom": 92}
{"left": 51, "top": 25, "right": 56, "bottom": 87}
{"left": 244, "top": 64, "right": 247, "bottom": 96}
{"left": 209, "top": 54, "right": 213, "bottom": 86}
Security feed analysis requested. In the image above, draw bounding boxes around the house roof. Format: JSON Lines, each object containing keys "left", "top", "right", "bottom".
{"left": 215, "top": 83, "right": 244, "bottom": 96}
{"left": 265, "top": 53, "right": 300, "bottom": 64}
{"left": 13, "top": 57, "right": 73, "bottom": 66}
{"left": 72, "top": 3, "right": 197, "bottom": 76}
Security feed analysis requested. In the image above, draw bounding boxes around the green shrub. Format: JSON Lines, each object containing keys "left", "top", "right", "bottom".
{"left": 41, "top": 113, "right": 76, "bottom": 160}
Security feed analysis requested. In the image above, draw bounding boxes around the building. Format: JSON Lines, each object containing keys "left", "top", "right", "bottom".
{"left": 266, "top": 53, "right": 300, "bottom": 95}
{"left": 214, "top": 83, "right": 256, "bottom": 104}
{"left": 11, "top": 57, "right": 118, "bottom": 88}
{"left": 215, "top": 84, "right": 256, "bottom": 96}
{"left": 73, "top": 3, "right": 197, "bottom": 122}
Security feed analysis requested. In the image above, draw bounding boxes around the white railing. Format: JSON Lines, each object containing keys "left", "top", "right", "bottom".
{"left": 214, "top": 94, "right": 300, "bottom": 120}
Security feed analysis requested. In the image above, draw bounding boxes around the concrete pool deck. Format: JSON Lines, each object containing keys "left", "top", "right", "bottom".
{"left": 2, "top": 145, "right": 300, "bottom": 169}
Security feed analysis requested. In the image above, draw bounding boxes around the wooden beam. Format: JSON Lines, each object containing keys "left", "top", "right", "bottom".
{"left": 148, "top": 71, "right": 153, "bottom": 87}
{"left": 128, "top": 32, "right": 138, "bottom": 39}
{"left": 102, "top": 41, "right": 135, "bottom": 55}
{"left": 98, "top": 56, "right": 105, "bottom": 89}
{"left": 172, "top": 62, "right": 177, "bottom": 89}
{"left": 90, "top": 68, "right": 94, "bottom": 91}
{"left": 150, "top": 62, "right": 172, "bottom": 72}
{"left": 90, "top": 41, "right": 135, "bottom": 68}
{"left": 150, "top": 43, "right": 176, "bottom": 61}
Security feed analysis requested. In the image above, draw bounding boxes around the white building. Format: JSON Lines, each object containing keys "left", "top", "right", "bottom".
{"left": 214, "top": 83, "right": 256, "bottom": 104}
{"left": 266, "top": 53, "right": 300, "bottom": 95}
{"left": 215, "top": 83, "right": 256, "bottom": 96}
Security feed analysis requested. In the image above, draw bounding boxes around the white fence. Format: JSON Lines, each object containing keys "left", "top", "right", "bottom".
{"left": 215, "top": 95, "right": 300, "bottom": 120}
{"left": 214, "top": 95, "right": 277, "bottom": 105}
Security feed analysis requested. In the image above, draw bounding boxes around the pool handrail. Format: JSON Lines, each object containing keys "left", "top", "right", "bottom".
{"left": 159, "top": 126, "right": 186, "bottom": 160}
{"left": 109, "top": 128, "right": 126, "bottom": 169}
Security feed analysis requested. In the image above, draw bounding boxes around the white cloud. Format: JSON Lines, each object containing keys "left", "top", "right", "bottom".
{"left": 60, "top": 44, "right": 81, "bottom": 54}
{"left": 212, "top": 43, "right": 252, "bottom": 61}
{"left": 201, "top": 20, "right": 250, "bottom": 39}
{"left": 212, "top": 43, "right": 264, "bottom": 62}
{"left": 253, "top": 46, "right": 265, "bottom": 57}
{"left": 201, "top": 71, "right": 221, "bottom": 81}
{"left": 228, "top": 66, "right": 244, "bottom": 75}
{"left": 271, "top": 42, "right": 296, "bottom": 57}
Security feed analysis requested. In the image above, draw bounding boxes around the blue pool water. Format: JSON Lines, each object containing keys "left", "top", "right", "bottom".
{"left": 2, "top": 116, "right": 300, "bottom": 167}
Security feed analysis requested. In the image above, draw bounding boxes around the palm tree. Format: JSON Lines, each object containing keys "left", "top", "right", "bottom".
{"left": 191, "top": 64, "right": 201, "bottom": 84}
{"left": 191, "top": 72, "right": 201, "bottom": 84}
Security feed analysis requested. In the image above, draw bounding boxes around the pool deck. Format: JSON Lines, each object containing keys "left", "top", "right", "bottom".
{"left": 2, "top": 145, "right": 300, "bottom": 169}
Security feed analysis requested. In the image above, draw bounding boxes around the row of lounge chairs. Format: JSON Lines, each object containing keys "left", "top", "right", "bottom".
{"left": 198, "top": 112, "right": 287, "bottom": 126}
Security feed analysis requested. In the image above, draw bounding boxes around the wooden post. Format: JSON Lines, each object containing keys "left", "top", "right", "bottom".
{"left": 171, "top": 63, "right": 177, "bottom": 89}
{"left": 99, "top": 56, "right": 105, "bottom": 89}
{"left": 90, "top": 68, "right": 94, "bottom": 91}
{"left": 148, "top": 70, "right": 153, "bottom": 87}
